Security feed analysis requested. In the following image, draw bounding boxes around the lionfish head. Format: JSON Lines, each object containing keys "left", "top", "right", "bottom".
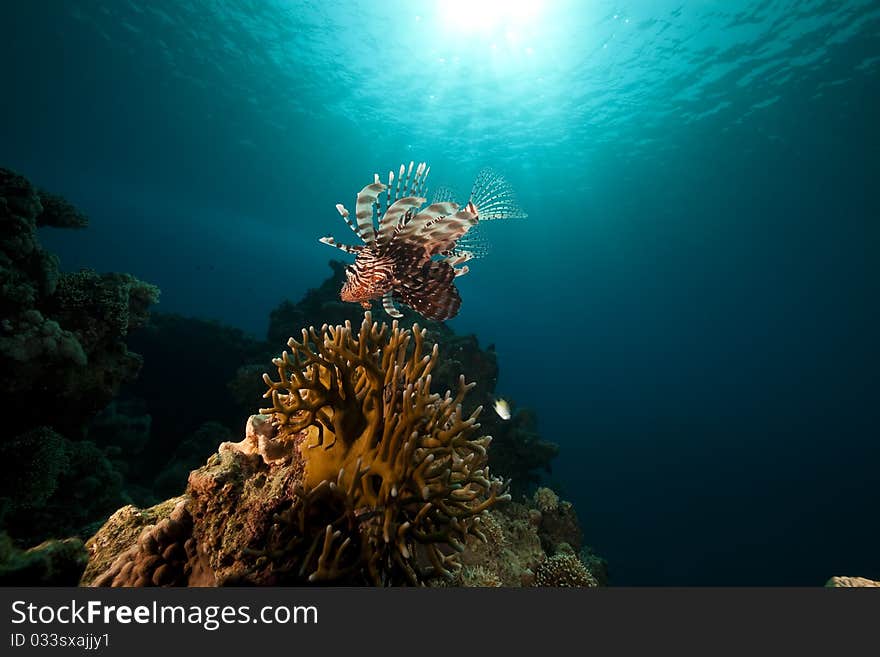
{"left": 339, "top": 249, "right": 395, "bottom": 304}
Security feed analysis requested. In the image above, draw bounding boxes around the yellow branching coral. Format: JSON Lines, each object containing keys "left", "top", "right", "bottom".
{"left": 260, "top": 312, "right": 509, "bottom": 585}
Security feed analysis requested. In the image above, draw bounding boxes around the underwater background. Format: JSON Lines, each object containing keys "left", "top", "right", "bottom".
{"left": 0, "top": 0, "right": 878, "bottom": 585}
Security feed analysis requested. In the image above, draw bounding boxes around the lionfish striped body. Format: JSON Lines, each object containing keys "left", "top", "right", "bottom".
{"left": 320, "top": 161, "right": 526, "bottom": 321}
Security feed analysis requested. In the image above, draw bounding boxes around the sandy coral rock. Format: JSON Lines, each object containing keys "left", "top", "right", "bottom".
{"left": 84, "top": 434, "right": 308, "bottom": 587}
{"left": 534, "top": 552, "right": 599, "bottom": 588}
{"left": 825, "top": 576, "right": 880, "bottom": 587}
{"left": 86, "top": 499, "right": 203, "bottom": 587}
{"left": 184, "top": 447, "right": 306, "bottom": 585}
{"left": 80, "top": 497, "right": 183, "bottom": 585}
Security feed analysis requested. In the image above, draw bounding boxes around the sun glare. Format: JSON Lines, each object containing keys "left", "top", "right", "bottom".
{"left": 436, "top": 0, "right": 543, "bottom": 35}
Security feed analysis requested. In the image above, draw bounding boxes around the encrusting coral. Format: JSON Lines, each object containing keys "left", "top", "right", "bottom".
{"left": 84, "top": 313, "right": 511, "bottom": 586}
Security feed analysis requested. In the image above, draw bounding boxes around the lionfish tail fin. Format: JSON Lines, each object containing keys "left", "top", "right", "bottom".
{"left": 469, "top": 167, "right": 527, "bottom": 220}
{"left": 395, "top": 260, "right": 461, "bottom": 321}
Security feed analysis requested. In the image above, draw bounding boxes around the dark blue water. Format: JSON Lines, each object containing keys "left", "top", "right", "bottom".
{"left": 1, "top": 0, "right": 878, "bottom": 585}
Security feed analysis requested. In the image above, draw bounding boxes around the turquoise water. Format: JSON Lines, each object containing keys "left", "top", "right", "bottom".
{"left": 1, "top": 0, "right": 878, "bottom": 584}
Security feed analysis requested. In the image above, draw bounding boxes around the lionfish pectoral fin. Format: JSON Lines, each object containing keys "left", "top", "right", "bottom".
{"left": 334, "top": 203, "right": 365, "bottom": 241}
{"left": 417, "top": 209, "right": 478, "bottom": 257}
{"left": 382, "top": 292, "right": 403, "bottom": 318}
{"left": 396, "top": 260, "right": 461, "bottom": 321}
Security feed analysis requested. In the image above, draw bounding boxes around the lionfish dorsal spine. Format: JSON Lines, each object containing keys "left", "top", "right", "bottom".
{"left": 354, "top": 182, "right": 387, "bottom": 244}
{"left": 377, "top": 196, "right": 425, "bottom": 246}
{"left": 403, "top": 160, "right": 415, "bottom": 196}
{"left": 393, "top": 201, "right": 459, "bottom": 243}
{"left": 395, "top": 163, "right": 405, "bottom": 202}
{"left": 416, "top": 164, "right": 430, "bottom": 197}
{"left": 377, "top": 169, "right": 394, "bottom": 219}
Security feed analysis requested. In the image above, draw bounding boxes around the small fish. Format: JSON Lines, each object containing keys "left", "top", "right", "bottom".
{"left": 319, "top": 161, "right": 526, "bottom": 321}
{"left": 493, "top": 398, "right": 511, "bottom": 420}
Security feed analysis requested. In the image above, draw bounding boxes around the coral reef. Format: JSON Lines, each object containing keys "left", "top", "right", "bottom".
{"left": 84, "top": 471, "right": 605, "bottom": 588}
{"left": 440, "top": 490, "right": 606, "bottom": 587}
{"left": 0, "top": 167, "right": 157, "bottom": 550}
{"left": 87, "top": 400, "right": 152, "bottom": 484}
{"left": 84, "top": 314, "right": 547, "bottom": 586}
{"left": 0, "top": 168, "right": 589, "bottom": 585}
{"left": 1, "top": 167, "right": 159, "bottom": 435}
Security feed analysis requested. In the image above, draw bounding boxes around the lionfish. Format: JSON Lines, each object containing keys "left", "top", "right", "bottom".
{"left": 319, "top": 161, "right": 526, "bottom": 321}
